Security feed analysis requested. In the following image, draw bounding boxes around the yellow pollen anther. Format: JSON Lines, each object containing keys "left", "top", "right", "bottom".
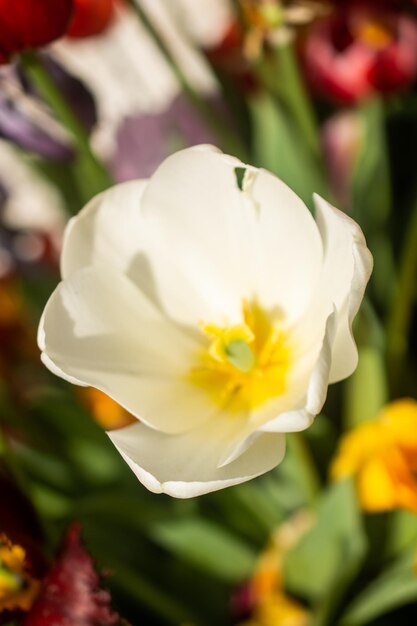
{"left": 203, "top": 323, "right": 255, "bottom": 373}
{"left": 191, "top": 302, "right": 292, "bottom": 413}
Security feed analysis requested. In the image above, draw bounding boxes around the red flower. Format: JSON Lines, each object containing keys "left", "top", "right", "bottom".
{"left": 0, "top": 0, "right": 73, "bottom": 63}
{"left": 25, "top": 523, "right": 119, "bottom": 626}
{"left": 67, "top": 0, "right": 116, "bottom": 39}
{"left": 302, "top": 2, "right": 417, "bottom": 103}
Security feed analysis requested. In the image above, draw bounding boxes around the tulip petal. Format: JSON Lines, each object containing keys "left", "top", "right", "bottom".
{"left": 38, "top": 266, "right": 216, "bottom": 434}
{"left": 61, "top": 177, "right": 223, "bottom": 324}
{"left": 61, "top": 180, "right": 148, "bottom": 279}
{"left": 242, "top": 167, "right": 323, "bottom": 319}
{"left": 269, "top": 312, "right": 336, "bottom": 436}
{"left": 139, "top": 146, "right": 323, "bottom": 326}
{"left": 108, "top": 419, "right": 286, "bottom": 497}
{"left": 313, "top": 194, "right": 373, "bottom": 382}
{"left": 153, "top": 306, "right": 334, "bottom": 470}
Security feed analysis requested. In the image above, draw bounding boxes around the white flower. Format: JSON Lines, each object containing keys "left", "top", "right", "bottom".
{"left": 38, "top": 145, "right": 373, "bottom": 498}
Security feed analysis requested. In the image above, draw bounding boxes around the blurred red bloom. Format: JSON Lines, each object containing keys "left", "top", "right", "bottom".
{"left": 25, "top": 523, "right": 119, "bottom": 626}
{"left": 302, "top": 1, "right": 417, "bottom": 103}
{"left": 0, "top": 0, "right": 73, "bottom": 64}
{"left": 67, "top": 0, "right": 117, "bottom": 39}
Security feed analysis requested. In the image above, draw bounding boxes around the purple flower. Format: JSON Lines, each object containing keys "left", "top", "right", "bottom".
{"left": 111, "top": 94, "right": 226, "bottom": 181}
{"left": 0, "top": 57, "right": 97, "bottom": 159}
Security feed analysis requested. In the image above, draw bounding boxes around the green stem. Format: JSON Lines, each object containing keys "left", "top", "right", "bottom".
{"left": 19, "top": 50, "right": 112, "bottom": 198}
{"left": 386, "top": 196, "right": 417, "bottom": 392}
{"left": 274, "top": 43, "right": 321, "bottom": 158}
{"left": 256, "top": 42, "right": 322, "bottom": 159}
{"left": 128, "top": 0, "right": 249, "bottom": 161}
{"left": 344, "top": 300, "right": 387, "bottom": 427}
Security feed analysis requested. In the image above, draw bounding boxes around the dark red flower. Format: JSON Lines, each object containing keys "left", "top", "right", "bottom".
{"left": 67, "top": 0, "right": 116, "bottom": 39}
{"left": 302, "top": 2, "right": 417, "bottom": 103}
{"left": 0, "top": 0, "right": 73, "bottom": 64}
{"left": 25, "top": 523, "right": 119, "bottom": 626}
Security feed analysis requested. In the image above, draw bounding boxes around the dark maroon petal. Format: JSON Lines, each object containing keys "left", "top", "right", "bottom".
{"left": 25, "top": 523, "right": 119, "bottom": 626}
{"left": 0, "top": 0, "right": 73, "bottom": 63}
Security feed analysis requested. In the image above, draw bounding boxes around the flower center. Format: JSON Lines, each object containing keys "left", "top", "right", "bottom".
{"left": 355, "top": 19, "right": 393, "bottom": 50}
{"left": 205, "top": 323, "right": 256, "bottom": 373}
{"left": 189, "top": 301, "right": 291, "bottom": 413}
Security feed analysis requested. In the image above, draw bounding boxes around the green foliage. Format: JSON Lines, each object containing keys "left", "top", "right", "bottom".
{"left": 340, "top": 549, "right": 417, "bottom": 626}
{"left": 284, "top": 480, "right": 367, "bottom": 624}
{"left": 150, "top": 517, "right": 257, "bottom": 583}
{"left": 249, "top": 92, "right": 327, "bottom": 208}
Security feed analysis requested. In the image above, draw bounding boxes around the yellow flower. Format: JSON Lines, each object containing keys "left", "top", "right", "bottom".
{"left": 331, "top": 399, "right": 417, "bottom": 513}
{"left": 0, "top": 534, "right": 39, "bottom": 613}
{"left": 239, "top": 512, "right": 312, "bottom": 626}
{"left": 245, "top": 593, "right": 310, "bottom": 626}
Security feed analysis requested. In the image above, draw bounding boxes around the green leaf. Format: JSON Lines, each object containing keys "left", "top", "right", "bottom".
{"left": 344, "top": 300, "right": 388, "bottom": 428}
{"left": 339, "top": 549, "right": 417, "bottom": 625}
{"left": 284, "top": 480, "right": 367, "bottom": 624}
{"left": 385, "top": 510, "right": 417, "bottom": 561}
{"left": 255, "top": 43, "right": 320, "bottom": 158}
{"left": 351, "top": 99, "right": 396, "bottom": 309}
{"left": 352, "top": 98, "right": 391, "bottom": 229}
{"left": 150, "top": 517, "right": 257, "bottom": 583}
{"left": 249, "top": 92, "right": 327, "bottom": 208}
{"left": 344, "top": 346, "right": 387, "bottom": 428}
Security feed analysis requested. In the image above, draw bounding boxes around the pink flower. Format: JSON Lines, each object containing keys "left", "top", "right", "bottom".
{"left": 302, "top": 1, "right": 417, "bottom": 103}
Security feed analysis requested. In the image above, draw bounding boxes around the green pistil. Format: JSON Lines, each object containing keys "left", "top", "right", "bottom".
{"left": 225, "top": 340, "right": 255, "bottom": 373}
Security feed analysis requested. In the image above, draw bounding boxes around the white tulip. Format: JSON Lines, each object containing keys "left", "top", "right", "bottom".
{"left": 38, "top": 145, "right": 373, "bottom": 498}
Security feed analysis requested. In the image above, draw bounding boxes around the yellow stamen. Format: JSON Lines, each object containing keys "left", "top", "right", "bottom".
{"left": 190, "top": 301, "right": 291, "bottom": 413}
{"left": 204, "top": 323, "right": 255, "bottom": 373}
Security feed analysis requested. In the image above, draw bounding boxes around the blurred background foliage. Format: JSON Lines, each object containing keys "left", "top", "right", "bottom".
{"left": 1, "top": 1, "right": 417, "bottom": 625}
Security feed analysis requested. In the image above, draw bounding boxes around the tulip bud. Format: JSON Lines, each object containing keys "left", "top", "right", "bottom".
{"left": 321, "top": 110, "right": 364, "bottom": 209}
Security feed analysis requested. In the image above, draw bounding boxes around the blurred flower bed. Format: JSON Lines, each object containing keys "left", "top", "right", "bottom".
{"left": 1, "top": 1, "right": 417, "bottom": 625}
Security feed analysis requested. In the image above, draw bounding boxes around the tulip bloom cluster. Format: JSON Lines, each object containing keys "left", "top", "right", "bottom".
{"left": 0, "top": 0, "right": 116, "bottom": 64}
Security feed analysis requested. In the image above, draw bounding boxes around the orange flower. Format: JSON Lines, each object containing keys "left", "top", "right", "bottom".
{"left": 80, "top": 387, "right": 135, "bottom": 430}
{"left": 331, "top": 399, "right": 417, "bottom": 513}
